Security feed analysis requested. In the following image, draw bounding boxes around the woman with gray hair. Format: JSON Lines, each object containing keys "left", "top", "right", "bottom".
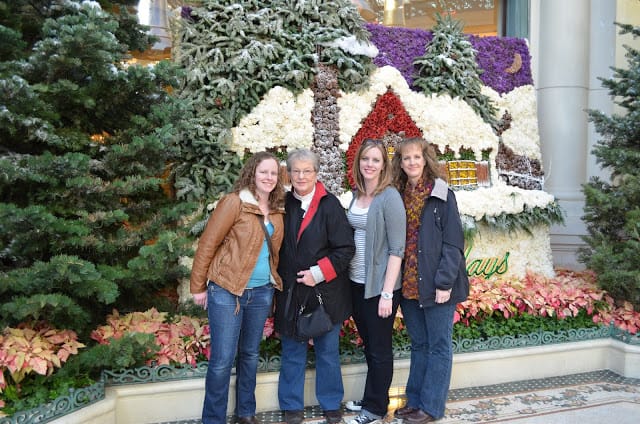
{"left": 274, "top": 148, "right": 355, "bottom": 424}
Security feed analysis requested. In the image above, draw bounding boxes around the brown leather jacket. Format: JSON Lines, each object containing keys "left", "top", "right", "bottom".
{"left": 190, "top": 189, "right": 285, "bottom": 296}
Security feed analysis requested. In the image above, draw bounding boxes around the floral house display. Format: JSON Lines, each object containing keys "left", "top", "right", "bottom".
{"left": 228, "top": 13, "right": 561, "bottom": 280}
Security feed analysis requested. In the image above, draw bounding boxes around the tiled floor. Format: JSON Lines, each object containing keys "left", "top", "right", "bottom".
{"left": 156, "top": 370, "right": 640, "bottom": 424}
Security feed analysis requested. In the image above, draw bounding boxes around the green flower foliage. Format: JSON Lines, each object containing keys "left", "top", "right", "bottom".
{"left": 0, "top": 1, "right": 196, "bottom": 337}
{"left": 172, "top": 0, "right": 375, "bottom": 203}
{"left": 582, "top": 22, "right": 640, "bottom": 309}
{"left": 453, "top": 311, "right": 599, "bottom": 341}
{"left": 462, "top": 201, "right": 565, "bottom": 241}
{"left": 412, "top": 13, "right": 498, "bottom": 130}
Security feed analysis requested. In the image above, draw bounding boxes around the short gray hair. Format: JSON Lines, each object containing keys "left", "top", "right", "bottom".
{"left": 286, "top": 148, "right": 319, "bottom": 172}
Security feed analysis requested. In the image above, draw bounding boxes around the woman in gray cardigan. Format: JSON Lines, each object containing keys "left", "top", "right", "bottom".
{"left": 345, "top": 139, "right": 406, "bottom": 424}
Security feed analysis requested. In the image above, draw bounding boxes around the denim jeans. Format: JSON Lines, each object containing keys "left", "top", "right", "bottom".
{"left": 202, "top": 282, "right": 274, "bottom": 424}
{"left": 350, "top": 282, "right": 400, "bottom": 417}
{"left": 400, "top": 298, "right": 456, "bottom": 419}
{"left": 278, "top": 322, "right": 344, "bottom": 412}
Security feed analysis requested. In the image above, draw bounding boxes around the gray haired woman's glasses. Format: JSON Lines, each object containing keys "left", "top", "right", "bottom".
{"left": 290, "top": 169, "right": 316, "bottom": 176}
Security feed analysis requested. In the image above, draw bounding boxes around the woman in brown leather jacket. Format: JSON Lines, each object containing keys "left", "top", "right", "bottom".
{"left": 190, "top": 151, "right": 285, "bottom": 424}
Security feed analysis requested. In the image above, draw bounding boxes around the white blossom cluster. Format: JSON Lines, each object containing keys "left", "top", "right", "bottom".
{"left": 231, "top": 87, "right": 314, "bottom": 156}
{"left": 455, "top": 182, "right": 556, "bottom": 221}
{"left": 483, "top": 85, "right": 542, "bottom": 159}
{"left": 467, "top": 224, "right": 555, "bottom": 278}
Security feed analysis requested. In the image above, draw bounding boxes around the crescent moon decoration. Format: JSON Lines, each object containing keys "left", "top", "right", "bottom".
{"left": 505, "top": 52, "right": 522, "bottom": 74}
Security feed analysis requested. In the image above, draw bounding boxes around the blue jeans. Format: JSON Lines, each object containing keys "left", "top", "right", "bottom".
{"left": 278, "top": 323, "right": 343, "bottom": 412}
{"left": 202, "top": 282, "right": 274, "bottom": 424}
{"left": 400, "top": 298, "right": 456, "bottom": 419}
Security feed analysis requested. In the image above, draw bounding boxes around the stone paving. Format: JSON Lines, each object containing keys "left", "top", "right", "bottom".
{"left": 155, "top": 370, "right": 640, "bottom": 424}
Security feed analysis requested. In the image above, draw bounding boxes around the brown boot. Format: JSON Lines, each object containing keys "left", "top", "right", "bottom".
{"left": 403, "top": 409, "right": 435, "bottom": 424}
{"left": 324, "top": 409, "right": 342, "bottom": 424}
{"left": 284, "top": 410, "right": 305, "bottom": 424}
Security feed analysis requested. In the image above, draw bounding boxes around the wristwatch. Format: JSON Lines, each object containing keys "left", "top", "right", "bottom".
{"left": 381, "top": 291, "right": 393, "bottom": 300}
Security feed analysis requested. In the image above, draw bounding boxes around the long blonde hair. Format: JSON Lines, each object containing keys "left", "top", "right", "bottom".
{"left": 352, "top": 139, "right": 393, "bottom": 196}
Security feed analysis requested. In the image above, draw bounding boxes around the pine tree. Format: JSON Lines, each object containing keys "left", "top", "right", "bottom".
{"left": 172, "top": 0, "right": 374, "bottom": 203}
{"left": 0, "top": 0, "right": 196, "bottom": 337}
{"left": 581, "top": 22, "right": 640, "bottom": 310}
{"left": 413, "top": 13, "right": 498, "bottom": 129}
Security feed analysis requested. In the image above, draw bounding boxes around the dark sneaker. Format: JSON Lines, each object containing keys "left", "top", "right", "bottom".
{"left": 284, "top": 410, "right": 305, "bottom": 424}
{"left": 345, "top": 400, "right": 363, "bottom": 411}
{"left": 324, "top": 409, "right": 342, "bottom": 424}
{"left": 344, "top": 412, "right": 380, "bottom": 424}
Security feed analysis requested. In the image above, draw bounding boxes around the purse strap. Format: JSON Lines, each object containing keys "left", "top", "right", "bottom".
{"left": 298, "top": 286, "right": 323, "bottom": 312}
{"left": 256, "top": 214, "right": 274, "bottom": 258}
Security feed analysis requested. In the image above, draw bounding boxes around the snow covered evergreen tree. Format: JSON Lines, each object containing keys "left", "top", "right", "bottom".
{"left": 0, "top": 0, "right": 196, "bottom": 336}
{"left": 172, "top": 0, "right": 375, "bottom": 203}
{"left": 413, "top": 13, "right": 498, "bottom": 129}
{"left": 581, "top": 22, "right": 640, "bottom": 310}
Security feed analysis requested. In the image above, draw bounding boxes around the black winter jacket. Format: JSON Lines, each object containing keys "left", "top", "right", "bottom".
{"left": 274, "top": 182, "right": 355, "bottom": 337}
{"left": 415, "top": 178, "right": 469, "bottom": 308}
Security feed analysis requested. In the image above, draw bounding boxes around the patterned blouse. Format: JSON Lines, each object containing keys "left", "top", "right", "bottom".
{"left": 402, "top": 179, "right": 433, "bottom": 299}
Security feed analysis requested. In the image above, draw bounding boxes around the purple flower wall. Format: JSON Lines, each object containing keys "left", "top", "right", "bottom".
{"left": 470, "top": 35, "right": 533, "bottom": 94}
{"left": 365, "top": 23, "right": 533, "bottom": 94}
{"left": 366, "top": 23, "right": 433, "bottom": 87}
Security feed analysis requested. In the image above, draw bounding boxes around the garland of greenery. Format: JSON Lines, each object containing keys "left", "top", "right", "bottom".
{"left": 462, "top": 201, "right": 565, "bottom": 240}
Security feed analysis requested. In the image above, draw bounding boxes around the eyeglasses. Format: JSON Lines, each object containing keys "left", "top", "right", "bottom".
{"left": 290, "top": 169, "right": 316, "bottom": 177}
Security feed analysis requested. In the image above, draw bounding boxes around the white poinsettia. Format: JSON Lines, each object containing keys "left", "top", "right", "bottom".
{"left": 338, "top": 190, "right": 354, "bottom": 210}
{"left": 454, "top": 182, "right": 556, "bottom": 221}
{"left": 406, "top": 93, "right": 497, "bottom": 159}
{"left": 467, "top": 224, "right": 555, "bottom": 278}
{"left": 484, "top": 85, "right": 542, "bottom": 160}
{"left": 231, "top": 87, "right": 314, "bottom": 156}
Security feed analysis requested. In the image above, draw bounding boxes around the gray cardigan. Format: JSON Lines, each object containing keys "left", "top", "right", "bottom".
{"left": 350, "top": 186, "right": 406, "bottom": 299}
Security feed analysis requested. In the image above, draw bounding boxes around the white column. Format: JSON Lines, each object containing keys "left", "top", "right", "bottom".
{"left": 537, "top": 0, "right": 589, "bottom": 199}
{"left": 533, "top": 0, "right": 616, "bottom": 269}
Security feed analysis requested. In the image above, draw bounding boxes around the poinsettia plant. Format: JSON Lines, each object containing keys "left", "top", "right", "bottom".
{"left": 91, "top": 308, "right": 210, "bottom": 367}
{"left": 456, "top": 269, "right": 640, "bottom": 334}
{"left": 0, "top": 323, "right": 84, "bottom": 408}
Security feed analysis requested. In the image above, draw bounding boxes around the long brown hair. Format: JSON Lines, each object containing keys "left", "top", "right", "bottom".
{"left": 233, "top": 151, "right": 285, "bottom": 210}
{"left": 392, "top": 137, "right": 444, "bottom": 193}
{"left": 352, "top": 139, "right": 393, "bottom": 196}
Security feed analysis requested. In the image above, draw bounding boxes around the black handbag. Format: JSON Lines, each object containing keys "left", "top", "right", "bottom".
{"left": 294, "top": 286, "right": 333, "bottom": 341}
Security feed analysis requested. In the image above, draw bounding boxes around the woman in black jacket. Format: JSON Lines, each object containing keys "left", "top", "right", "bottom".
{"left": 391, "top": 137, "right": 469, "bottom": 424}
{"left": 274, "top": 148, "right": 355, "bottom": 424}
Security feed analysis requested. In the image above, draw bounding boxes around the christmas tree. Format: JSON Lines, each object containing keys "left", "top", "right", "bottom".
{"left": 0, "top": 0, "right": 196, "bottom": 337}
{"left": 582, "top": 21, "right": 640, "bottom": 309}
{"left": 413, "top": 13, "right": 498, "bottom": 129}
{"left": 172, "top": 0, "right": 375, "bottom": 202}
